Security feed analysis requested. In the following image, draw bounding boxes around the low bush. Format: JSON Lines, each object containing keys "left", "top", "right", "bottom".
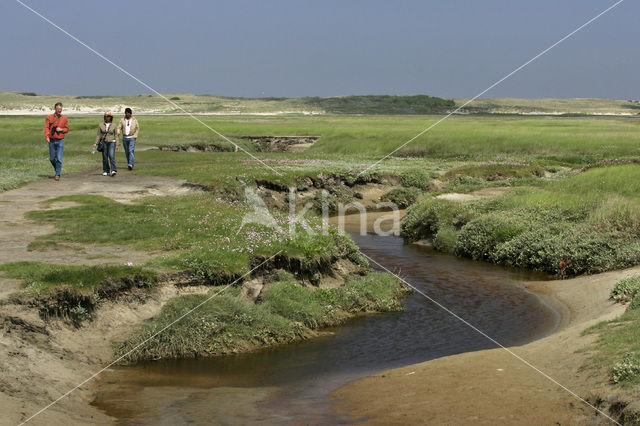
{"left": 433, "top": 227, "right": 457, "bottom": 253}
{"left": 401, "top": 197, "right": 475, "bottom": 242}
{"left": 400, "top": 169, "right": 435, "bottom": 190}
{"left": 611, "top": 353, "right": 640, "bottom": 384}
{"left": 611, "top": 276, "right": 640, "bottom": 303}
{"left": 403, "top": 166, "right": 640, "bottom": 277}
{"left": 455, "top": 210, "right": 536, "bottom": 261}
{"left": 380, "top": 187, "right": 421, "bottom": 209}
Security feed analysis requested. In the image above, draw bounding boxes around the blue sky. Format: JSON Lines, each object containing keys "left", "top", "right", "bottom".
{"left": 2, "top": 0, "right": 637, "bottom": 99}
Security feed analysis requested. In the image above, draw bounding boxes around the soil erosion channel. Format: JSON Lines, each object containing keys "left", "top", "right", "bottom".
{"left": 93, "top": 218, "right": 557, "bottom": 424}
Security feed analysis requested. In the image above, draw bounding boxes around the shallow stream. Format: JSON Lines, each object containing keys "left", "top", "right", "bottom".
{"left": 93, "top": 230, "right": 558, "bottom": 424}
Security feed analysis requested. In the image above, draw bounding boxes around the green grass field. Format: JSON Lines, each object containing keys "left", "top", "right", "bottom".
{"left": 3, "top": 110, "right": 640, "bottom": 375}
{"left": 2, "top": 114, "right": 640, "bottom": 191}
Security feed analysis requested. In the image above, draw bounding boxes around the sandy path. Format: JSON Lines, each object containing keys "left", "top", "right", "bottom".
{"left": 0, "top": 169, "right": 194, "bottom": 267}
{"left": 0, "top": 170, "right": 201, "bottom": 425}
{"left": 332, "top": 266, "right": 639, "bottom": 424}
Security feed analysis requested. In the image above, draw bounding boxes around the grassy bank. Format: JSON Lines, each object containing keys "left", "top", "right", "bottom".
{"left": 0, "top": 261, "right": 156, "bottom": 296}
{"left": 584, "top": 276, "right": 640, "bottom": 391}
{"left": 116, "top": 272, "right": 408, "bottom": 362}
{"left": 27, "top": 193, "right": 365, "bottom": 279}
{"left": 402, "top": 164, "right": 640, "bottom": 277}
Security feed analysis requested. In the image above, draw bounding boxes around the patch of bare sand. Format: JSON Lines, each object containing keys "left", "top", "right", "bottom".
{"left": 1, "top": 283, "right": 212, "bottom": 425}
{"left": 332, "top": 267, "right": 640, "bottom": 425}
{"left": 436, "top": 186, "right": 511, "bottom": 202}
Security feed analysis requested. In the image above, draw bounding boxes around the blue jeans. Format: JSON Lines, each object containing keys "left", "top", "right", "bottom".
{"left": 102, "top": 142, "right": 117, "bottom": 173}
{"left": 48, "top": 138, "right": 64, "bottom": 177}
{"left": 123, "top": 137, "right": 136, "bottom": 166}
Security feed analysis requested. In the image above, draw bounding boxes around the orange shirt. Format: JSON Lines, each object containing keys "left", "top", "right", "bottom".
{"left": 44, "top": 113, "right": 69, "bottom": 140}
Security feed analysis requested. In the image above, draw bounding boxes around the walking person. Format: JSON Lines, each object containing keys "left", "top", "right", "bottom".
{"left": 93, "top": 112, "right": 119, "bottom": 176}
{"left": 44, "top": 102, "right": 69, "bottom": 181}
{"left": 117, "top": 107, "right": 139, "bottom": 170}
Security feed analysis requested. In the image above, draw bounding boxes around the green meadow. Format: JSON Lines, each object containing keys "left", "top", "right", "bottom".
{"left": 2, "top": 114, "right": 640, "bottom": 191}
{"left": 3, "top": 111, "right": 640, "bottom": 371}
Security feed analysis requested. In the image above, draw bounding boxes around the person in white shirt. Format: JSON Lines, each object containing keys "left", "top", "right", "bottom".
{"left": 94, "top": 112, "right": 119, "bottom": 176}
{"left": 117, "top": 107, "right": 140, "bottom": 170}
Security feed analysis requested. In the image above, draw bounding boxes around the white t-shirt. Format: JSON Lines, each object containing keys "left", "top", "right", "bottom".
{"left": 125, "top": 119, "right": 131, "bottom": 136}
{"left": 105, "top": 123, "right": 111, "bottom": 131}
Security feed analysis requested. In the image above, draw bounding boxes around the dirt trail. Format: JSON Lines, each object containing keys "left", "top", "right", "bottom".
{"left": 332, "top": 266, "right": 640, "bottom": 425}
{"left": 0, "top": 170, "right": 201, "bottom": 425}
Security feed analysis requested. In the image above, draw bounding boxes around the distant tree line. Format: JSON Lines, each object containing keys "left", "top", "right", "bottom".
{"left": 301, "top": 95, "right": 455, "bottom": 114}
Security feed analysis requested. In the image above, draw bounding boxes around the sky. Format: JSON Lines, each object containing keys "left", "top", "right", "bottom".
{"left": 1, "top": 0, "right": 638, "bottom": 99}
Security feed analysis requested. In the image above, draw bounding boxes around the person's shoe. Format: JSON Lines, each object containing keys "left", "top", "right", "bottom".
{"left": 128, "top": 164, "right": 133, "bottom": 171}
{"left": 111, "top": 171, "right": 117, "bottom": 177}
{"left": 54, "top": 176, "right": 60, "bottom": 181}
{"left": 102, "top": 172, "right": 108, "bottom": 176}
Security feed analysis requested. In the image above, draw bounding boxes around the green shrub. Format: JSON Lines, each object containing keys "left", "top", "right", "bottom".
{"left": 627, "top": 294, "right": 640, "bottom": 312}
{"left": 611, "top": 276, "right": 640, "bottom": 303}
{"left": 611, "top": 353, "right": 640, "bottom": 384}
{"left": 454, "top": 211, "right": 533, "bottom": 261}
{"left": 433, "top": 228, "right": 457, "bottom": 253}
{"left": 380, "top": 187, "right": 421, "bottom": 209}
{"left": 400, "top": 169, "right": 433, "bottom": 190}
{"left": 402, "top": 197, "right": 473, "bottom": 242}
{"left": 492, "top": 224, "right": 640, "bottom": 276}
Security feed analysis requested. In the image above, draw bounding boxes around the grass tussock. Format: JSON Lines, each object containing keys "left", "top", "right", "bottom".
{"left": 115, "top": 272, "right": 409, "bottom": 362}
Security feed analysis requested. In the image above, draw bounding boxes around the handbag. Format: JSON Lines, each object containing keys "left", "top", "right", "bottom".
{"left": 96, "top": 129, "right": 106, "bottom": 152}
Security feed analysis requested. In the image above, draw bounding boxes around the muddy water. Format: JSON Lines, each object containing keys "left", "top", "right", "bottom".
{"left": 93, "top": 228, "right": 558, "bottom": 424}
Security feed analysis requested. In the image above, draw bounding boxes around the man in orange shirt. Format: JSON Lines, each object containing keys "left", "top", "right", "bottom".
{"left": 44, "top": 102, "right": 69, "bottom": 181}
